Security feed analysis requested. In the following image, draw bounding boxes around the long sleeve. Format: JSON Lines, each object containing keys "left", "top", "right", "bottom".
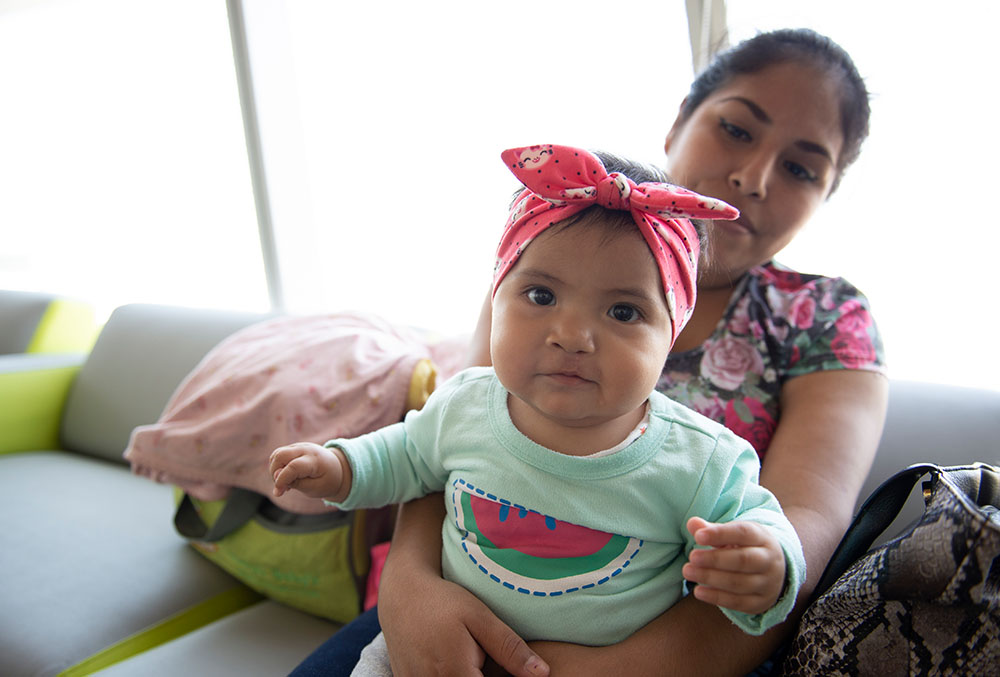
{"left": 683, "top": 429, "right": 806, "bottom": 635}
{"left": 325, "top": 371, "right": 474, "bottom": 510}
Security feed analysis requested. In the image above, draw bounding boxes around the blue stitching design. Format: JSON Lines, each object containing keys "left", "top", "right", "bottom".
{"left": 451, "top": 478, "right": 644, "bottom": 597}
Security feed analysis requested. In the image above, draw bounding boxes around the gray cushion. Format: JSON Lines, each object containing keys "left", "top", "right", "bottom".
{"left": 0, "top": 352, "right": 86, "bottom": 372}
{"left": 0, "top": 451, "right": 250, "bottom": 676}
{"left": 859, "top": 379, "right": 1000, "bottom": 544}
{"left": 0, "top": 290, "right": 55, "bottom": 354}
{"left": 60, "top": 304, "right": 269, "bottom": 462}
{"left": 93, "top": 601, "right": 338, "bottom": 676}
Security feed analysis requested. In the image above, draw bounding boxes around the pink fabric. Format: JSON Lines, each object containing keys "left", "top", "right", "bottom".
{"left": 125, "top": 312, "right": 436, "bottom": 515}
{"left": 364, "top": 541, "right": 391, "bottom": 610}
{"left": 494, "top": 144, "right": 739, "bottom": 345}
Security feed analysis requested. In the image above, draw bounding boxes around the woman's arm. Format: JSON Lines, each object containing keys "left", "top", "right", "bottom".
{"left": 463, "top": 290, "right": 493, "bottom": 368}
{"left": 377, "top": 494, "right": 549, "bottom": 677}
{"left": 529, "top": 369, "right": 889, "bottom": 674}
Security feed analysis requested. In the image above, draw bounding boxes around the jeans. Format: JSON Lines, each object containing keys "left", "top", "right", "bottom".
{"left": 289, "top": 606, "right": 382, "bottom": 677}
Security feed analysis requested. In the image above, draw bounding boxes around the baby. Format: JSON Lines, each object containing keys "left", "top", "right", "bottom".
{"left": 270, "top": 144, "right": 805, "bottom": 670}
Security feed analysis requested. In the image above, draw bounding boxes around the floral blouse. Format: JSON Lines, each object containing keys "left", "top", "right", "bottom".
{"left": 657, "top": 261, "right": 887, "bottom": 457}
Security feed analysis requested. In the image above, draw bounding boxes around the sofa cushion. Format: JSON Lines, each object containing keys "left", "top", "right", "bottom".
{"left": 0, "top": 353, "right": 85, "bottom": 454}
{"left": 0, "top": 290, "right": 54, "bottom": 354}
{"left": 60, "top": 304, "right": 269, "bottom": 463}
{"left": 0, "top": 450, "right": 252, "bottom": 676}
{"left": 92, "top": 601, "right": 338, "bottom": 676}
{"left": 859, "top": 379, "right": 1000, "bottom": 544}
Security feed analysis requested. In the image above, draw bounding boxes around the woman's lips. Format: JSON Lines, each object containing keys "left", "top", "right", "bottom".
{"left": 716, "top": 216, "right": 756, "bottom": 236}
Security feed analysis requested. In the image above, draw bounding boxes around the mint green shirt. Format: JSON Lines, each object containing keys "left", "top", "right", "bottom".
{"left": 331, "top": 367, "right": 805, "bottom": 645}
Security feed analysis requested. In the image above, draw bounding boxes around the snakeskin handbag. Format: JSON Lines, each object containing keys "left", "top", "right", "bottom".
{"left": 781, "top": 463, "right": 1000, "bottom": 676}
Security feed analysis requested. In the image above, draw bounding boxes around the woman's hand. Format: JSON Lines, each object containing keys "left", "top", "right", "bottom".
{"left": 378, "top": 494, "right": 549, "bottom": 677}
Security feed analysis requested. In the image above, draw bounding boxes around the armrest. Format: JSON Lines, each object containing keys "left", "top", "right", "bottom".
{"left": 0, "top": 353, "right": 86, "bottom": 454}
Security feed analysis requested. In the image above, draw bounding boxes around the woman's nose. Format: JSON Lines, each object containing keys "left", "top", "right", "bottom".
{"left": 729, "top": 156, "right": 770, "bottom": 200}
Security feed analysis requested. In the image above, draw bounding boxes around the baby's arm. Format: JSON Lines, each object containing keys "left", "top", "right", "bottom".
{"left": 269, "top": 442, "right": 353, "bottom": 503}
{"left": 682, "top": 516, "right": 786, "bottom": 615}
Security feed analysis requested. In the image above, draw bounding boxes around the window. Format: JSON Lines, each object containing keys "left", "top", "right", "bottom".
{"left": 0, "top": 0, "right": 266, "bottom": 318}
{"left": 248, "top": 0, "right": 692, "bottom": 336}
{"left": 2, "top": 0, "right": 996, "bottom": 391}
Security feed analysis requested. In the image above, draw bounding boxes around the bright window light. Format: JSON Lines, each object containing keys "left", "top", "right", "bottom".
{"left": 2, "top": 1, "right": 996, "bottom": 392}
{"left": 0, "top": 0, "right": 267, "bottom": 319}
{"left": 726, "top": 1, "right": 1000, "bottom": 390}
{"left": 254, "top": 0, "right": 692, "bottom": 337}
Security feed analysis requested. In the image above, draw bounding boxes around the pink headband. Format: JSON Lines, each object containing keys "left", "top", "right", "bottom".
{"left": 494, "top": 144, "right": 739, "bottom": 343}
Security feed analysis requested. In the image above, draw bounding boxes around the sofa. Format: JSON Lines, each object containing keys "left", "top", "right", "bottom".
{"left": 2, "top": 298, "right": 998, "bottom": 676}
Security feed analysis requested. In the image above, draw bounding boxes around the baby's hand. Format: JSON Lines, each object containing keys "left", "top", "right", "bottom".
{"left": 269, "top": 442, "right": 350, "bottom": 501}
{"left": 682, "top": 516, "right": 786, "bottom": 615}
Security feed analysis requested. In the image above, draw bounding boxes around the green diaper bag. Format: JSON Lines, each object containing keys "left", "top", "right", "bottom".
{"left": 174, "top": 488, "right": 394, "bottom": 623}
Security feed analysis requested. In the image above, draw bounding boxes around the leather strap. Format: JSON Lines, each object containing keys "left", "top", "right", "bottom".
{"left": 173, "top": 488, "right": 264, "bottom": 542}
{"left": 810, "top": 462, "right": 997, "bottom": 601}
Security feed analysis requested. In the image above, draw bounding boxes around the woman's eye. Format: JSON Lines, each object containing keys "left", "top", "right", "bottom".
{"left": 784, "top": 160, "right": 818, "bottom": 183}
{"left": 719, "top": 117, "right": 751, "bottom": 142}
{"left": 609, "top": 304, "right": 640, "bottom": 323}
{"left": 526, "top": 287, "right": 555, "bottom": 306}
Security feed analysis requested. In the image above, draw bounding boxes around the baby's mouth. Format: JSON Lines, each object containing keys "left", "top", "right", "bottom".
{"left": 546, "top": 371, "right": 593, "bottom": 386}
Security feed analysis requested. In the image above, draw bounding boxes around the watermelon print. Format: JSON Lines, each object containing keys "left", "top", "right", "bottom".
{"left": 451, "top": 479, "right": 642, "bottom": 596}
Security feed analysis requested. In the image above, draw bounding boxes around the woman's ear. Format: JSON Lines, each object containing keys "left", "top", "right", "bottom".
{"left": 663, "top": 99, "right": 688, "bottom": 156}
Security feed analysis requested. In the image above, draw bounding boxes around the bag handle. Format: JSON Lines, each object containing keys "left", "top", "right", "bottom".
{"left": 174, "top": 488, "right": 265, "bottom": 542}
{"left": 811, "top": 461, "right": 1000, "bottom": 602}
{"left": 810, "top": 463, "right": 941, "bottom": 601}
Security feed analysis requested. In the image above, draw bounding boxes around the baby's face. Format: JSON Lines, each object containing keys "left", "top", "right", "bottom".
{"left": 491, "top": 220, "right": 673, "bottom": 447}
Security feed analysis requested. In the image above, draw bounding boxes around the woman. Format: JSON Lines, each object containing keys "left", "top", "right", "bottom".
{"left": 294, "top": 28, "right": 888, "bottom": 676}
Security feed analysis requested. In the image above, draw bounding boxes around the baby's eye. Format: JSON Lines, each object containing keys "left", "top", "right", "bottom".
{"left": 526, "top": 287, "right": 555, "bottom": 306}
{"left": 609, "top": 304, "right": 640, "bottom": 323}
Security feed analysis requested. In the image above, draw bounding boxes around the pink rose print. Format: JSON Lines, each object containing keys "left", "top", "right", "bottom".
{"left": 835, "top": 301, "right": 872, "bottom": 335}
{"left": 788, "top": 294, "right": 816, "bottom": 330}
{"left": 765, "top": 318, "right": 789, "bottom": 342}
{"left": 688, "top": 391, "right": 726, "bottom": 422}
{"left": 766, "top": 268, "right": 804, "bottom": 292}
{"left": 831, "top": 331, "right": 876, "bottom": 369}
{"left": 820, "top": 290, "right": 836, "bottom": 311}
{"left": 789, "top": 344, "right": 801, "bottom": 367}
{"left": 724, "top": 398, "right": 776, "bottom": 454}
{"left": 701, "top": 336, "right": 764, "bottom": 391}
{"left": 728, "top": 295, "right": 752, "bottom": 334}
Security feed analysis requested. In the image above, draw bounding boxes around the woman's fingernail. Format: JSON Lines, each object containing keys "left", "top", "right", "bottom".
{"left": 525, "top": 656, "right": 548, "bottom": 676}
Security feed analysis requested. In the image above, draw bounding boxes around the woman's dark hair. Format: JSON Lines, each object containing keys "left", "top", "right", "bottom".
{"left": 682, "top": 28, "right": 870, "bottom": 194}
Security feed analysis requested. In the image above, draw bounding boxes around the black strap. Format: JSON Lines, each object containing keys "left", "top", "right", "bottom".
{"left": 810, "top": 463, "right": 941, "bottom": 601}
{"left": 173, "top": 488, "right": 265, "bottom": 542}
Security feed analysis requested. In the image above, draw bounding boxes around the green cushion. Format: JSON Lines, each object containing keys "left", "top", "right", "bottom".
{"left": 25, "top": 297, "right": 98, "bottom": 354}
{"left": 0, "top": 353, "right": 84, "bottom": 454}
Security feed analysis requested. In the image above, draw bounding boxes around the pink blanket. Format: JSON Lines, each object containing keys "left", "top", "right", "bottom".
{"left": 125, "top": 311, "right": 466, "bottom": 515}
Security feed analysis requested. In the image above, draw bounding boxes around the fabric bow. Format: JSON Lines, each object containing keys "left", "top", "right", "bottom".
{"left": 494, "top": 144, "right": 739, "bottom": 345}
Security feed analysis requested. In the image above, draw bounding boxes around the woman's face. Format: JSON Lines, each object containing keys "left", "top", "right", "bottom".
{"left": 664, "top": 61, "right": 845, "bottom": 287}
